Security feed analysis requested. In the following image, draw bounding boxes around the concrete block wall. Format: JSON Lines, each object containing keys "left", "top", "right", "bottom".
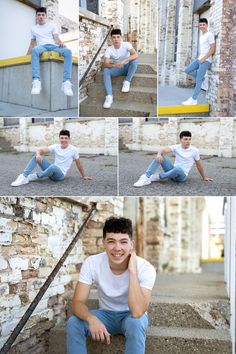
{"left": 0, "top": 54, "right": 78, "bottom": 111}
{"left": 0, "top": 118, "right": 118, "bottom": 156}
{"left": 119, "top": 118, "right": 236, "bottom": 157}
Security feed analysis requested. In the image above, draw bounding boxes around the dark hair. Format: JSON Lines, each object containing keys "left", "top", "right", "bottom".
{"left": 111, "top": 29, "right": 122, "bottom": 37}
{"left": 199, "top": 18, "right": 208, "bottom": 24}
{"left": 179, "top": 131, "right": 192, "bottom": 139}
{"left": 59, "top": 130, "right": 70, "bottom": 138}
{"left": 103, "top": 217, "right": 133, "bottom": 239}
{"left": 36, "top": 7, "right": 47, "bottom": 14}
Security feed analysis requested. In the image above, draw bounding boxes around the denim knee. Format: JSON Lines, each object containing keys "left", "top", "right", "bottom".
{"left": 103, "top": 68, "right": 111, "bottom": 76}
{"left": 31, "top": 47, "right": 41, "bottom": 56}
{"left": 123, "top": 315, "right": 148, "bottom": 338}
{"left": 130, "top": 59, "right": 138, "bottom": 65}
{"left": 64, "top": 48, "right": 72, "bottom": 57}
{"left": 67, "top": 315, "right": 84, "bottom": 335}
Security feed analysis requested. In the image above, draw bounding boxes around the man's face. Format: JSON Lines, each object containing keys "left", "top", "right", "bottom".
{"left": 199, "top": 22, "right": 208, "bottom": 33}
{"left": 36, "top": 12, "right": 47, "bottom": 25}
{"left": 103, "top": 233, "right": 134, "bottom": 268}
{"left": 111, "top": 35, "right": 122, "bottom": 47}
{"left": 59, "top": 135, "right": 70, "bottom": 149}
{"left": 180, "top": 136, "right": 192, "bottom": 149}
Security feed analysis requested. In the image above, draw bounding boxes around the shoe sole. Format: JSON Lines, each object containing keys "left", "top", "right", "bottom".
{"left": 133, "top": 182, "right": 151, "bottom": 187}
{"left": 11, "top": 181, "right": 29, "bottom": 187}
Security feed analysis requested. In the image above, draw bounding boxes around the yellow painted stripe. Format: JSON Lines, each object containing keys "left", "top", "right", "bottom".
{"left": 158, "top": 104, "right": 210, "bottom": 115}
{"left": 0, "top": 52, "right": 78, "bottom": 67}
{"left": 201, "top": 258, "right": 224, "bottom": 263}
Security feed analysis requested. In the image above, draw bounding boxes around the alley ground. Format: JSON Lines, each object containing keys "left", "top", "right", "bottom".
{"left": 119, "top": 150, "right": 236, "bottom": 196}
{"left": 1, "top": 152, "right": 117, "bottom": 196}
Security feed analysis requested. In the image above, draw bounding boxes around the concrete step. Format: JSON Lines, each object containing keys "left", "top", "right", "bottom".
{"left": 49, "top": 325, "right": 232, "bottom": 354}
{"left": 136, "top": 63, "right": 157, "bottom": 75}
{"left": 87, "top": 84, "right": 157, "bottom": 104}
{"left": 95, "top": 73, "right": 157, "bottom": 88}
{"left": 79, "top": 97, "right": 156, "bottom": 117}
{"left": 0, "top": 136, "right": 16, "bottom": 153}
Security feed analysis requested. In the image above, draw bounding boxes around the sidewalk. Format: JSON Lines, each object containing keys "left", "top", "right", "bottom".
{"left": 158, "top": 86, "right": 207, "bottom": 105}
{"left": 0, "top": 101, "right": 78, "bottom": 117}
{"left": 1, "top": 152, "right": 117, "bottom": 196}
{"left": 119, "top": 150, "right": 236, "bottom": 196}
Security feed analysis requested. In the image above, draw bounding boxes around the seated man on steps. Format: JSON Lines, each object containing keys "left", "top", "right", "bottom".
{"left": 11, "top": 130, "right": 92, "bottom": 187}
{"left": 27, "top": 7, "right": 74, "bottom": 96}
{"left": 67, "top": 216, "right": 156, "bottom": 354}
{"left": 103, "top": 29, "right": 138, "bottom": 109}
{"left": 134, "top": 130, "right": 212, "bottom": 187}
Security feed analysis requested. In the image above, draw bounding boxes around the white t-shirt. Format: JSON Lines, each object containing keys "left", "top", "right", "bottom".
{"left": 104, "top": 42, "right": 133, "bottom": 63}
{"left": 198, "top": 31, "right": 215, "bottom": 63}
{"left": 48, "top": 144, "right": 79, "bottom": 176}
{"left": 31, "top": 22, "right": 59, "bottom": 46}
{"left": 170, "top": 144, "right": 200, "bottom": 176}
{"left": 79, "top": 252, "right": 156, "bottom": 311}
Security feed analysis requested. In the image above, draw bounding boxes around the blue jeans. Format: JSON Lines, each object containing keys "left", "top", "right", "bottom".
{"left": 23, "top": 156, "right": 64, "bottom": 181}
{"left": 67, "top": 310, "right": 148, "bottom": 354}
{"left": 185, "top": 59, "right": 211, "bottom": 99}
{"left": 103, "top": 59, "right": 138, "bottom": 95}
{"left": 145, "top": 155, "right": 187, "bottom": 182}
{"left": 31, "top": 44, "right": 72, "bottom": 81}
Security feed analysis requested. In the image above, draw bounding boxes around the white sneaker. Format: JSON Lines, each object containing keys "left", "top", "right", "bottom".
{"left": 121, "top": 80, "right": 130, "bottom": 93}
{"left": 133, "top": 174, "right": 152, "bottom": 187}
{"left": 103, "top": 95, "right": 113, "bottom": 109}
{"left": 62, "top": 80, "right": 73, "bottom": 96}
{"left": 11, "top": 174, "right": 29, "bottom": 187}
{"left": 150, "top": 174, "right": 160, "bottom": 182}
{"left": 28, "top": 173, "right": 38, "bottom": 182}
{"left": 182, "top": 97, "right": 197, "bottom": 105}
{"left": 31, "top": 80, "right": 41, "bottom": 95}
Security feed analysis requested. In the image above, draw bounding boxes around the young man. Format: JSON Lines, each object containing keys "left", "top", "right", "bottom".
{"left": 103, "top": 29, "right": 138, "bottom": 109}
{"left": 182, "top": 18, "right": 216, "bottom": 105}
{"left": 67, "top": 217, "right": 156, "bottom": 354}
{"left": 27, "top": 7, "right": 73, "bottom": 96}
{"left": 134, "top": 131, "right": 212, "bottom": 187}
{"left": 11, "top": 130, "right": 92, "bottom": 187}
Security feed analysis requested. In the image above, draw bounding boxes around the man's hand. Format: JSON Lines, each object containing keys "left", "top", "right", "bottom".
{"left": 199, "top": 58, "right": 206, "bottom": 64}
{"left": 83, "top": 176, "right": 92, "bottom": 180}
{"left": 87, "top": 315, "right": 111, "bottom": 344}
{"left": 58, "top": 42, "right": 66, "bottom": 48}
{"left": 156, "top": 153, "right": 163, "bottom": 163}
{"left": 203, "top": 176, "right": 213, "bottom": 181}
{"left": 128, "top": 251, "right": 137, "bottom": 274}
{"left": 36, "top": 154, "right": 43, "bottom": 163}
{"left": 114, "top": 61, "right": 125, "bottom": 68}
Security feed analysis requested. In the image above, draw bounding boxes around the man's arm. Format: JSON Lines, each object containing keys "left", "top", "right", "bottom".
{"left": 103, "top": 48, "right": 138, "bottom": 69}
{"left": 199, "top": 42, "right": 216, "bottom": 63}
{"left": 195, "top": 159, "right": 213, "bottom": 181}
{"left": 156, "top": 146, "right": 172, "bottom": 163}
{"left": 75, "top": 158, "right": 92, "bottom": 180}
{"left": 128, "top": 252, "right": 152, "bottom": 318}
{"left": 53, "top": 34, "right": 66, "bottom": 48}
{"left": 35, "top": 147, "right": 50, "bottom": 163}
{"left": 27, "top": 39, "right": 36, "bottom": 55}
{"left": 71, "top": 282, "right": 110, "bottom": 344}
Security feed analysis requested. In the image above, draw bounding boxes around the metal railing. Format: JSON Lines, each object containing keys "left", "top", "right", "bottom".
{"left": 79, "top": 26, "right": 112, "bottom": 88}
{"left": 0, "top": 202, "right": 97, "bottom": 354}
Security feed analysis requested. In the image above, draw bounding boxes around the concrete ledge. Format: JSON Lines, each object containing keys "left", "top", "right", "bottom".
{"left": 0, "top": 54, "right": 78, "bottom": 111}
{"left": 158, "top": 104, "right": 210, "bottom": 115}
{"left": 0, "top": 53, "right": 78, "bottom": 68}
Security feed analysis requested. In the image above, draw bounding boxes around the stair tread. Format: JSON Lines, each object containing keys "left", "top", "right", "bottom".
{"left": 96, "top": 72, "right": 157, "bottom": 79}
{"left": 80, "top": 97, "right": 155, "bottom": 112}
{"left": 88, "top": 84, "right": 157, "bottom": 94}
{"left": 150, "top": 326, "right": 231, "bottom": 341}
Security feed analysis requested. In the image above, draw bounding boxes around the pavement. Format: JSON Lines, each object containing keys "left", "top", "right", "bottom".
{"left": 119, "top": 150, "right": 236, "bottom": 196}
{"left": 1, "top": 152, "right": 117, "bottom": 196}
{"left": 0, "top": 101, "right": 78, "bottom": 117}
{"left": 158, "top": 86, "right": 207, "bottom": 106}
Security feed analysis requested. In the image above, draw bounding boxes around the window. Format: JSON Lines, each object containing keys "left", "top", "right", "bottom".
{"left": 80, "top": 0, "right": 99, "bottom": 15}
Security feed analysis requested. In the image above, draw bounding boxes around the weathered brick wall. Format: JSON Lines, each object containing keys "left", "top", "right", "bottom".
{"left": 0, "top": 197, "right": 123, "bottom": 354}
{"left": 100, "top": 0, "right": 124, "bottom": 29}
{"left": 79, "top": 8, "right": 110, "bottom": 100}
{"left": 0, "top": 118, "right": 118, "bottom": 156}
{"left": 119, "top": 118, "right": 236, "bottom": 157}
{"left": 42, "top": 0, "right": 78, "bottom": 31}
